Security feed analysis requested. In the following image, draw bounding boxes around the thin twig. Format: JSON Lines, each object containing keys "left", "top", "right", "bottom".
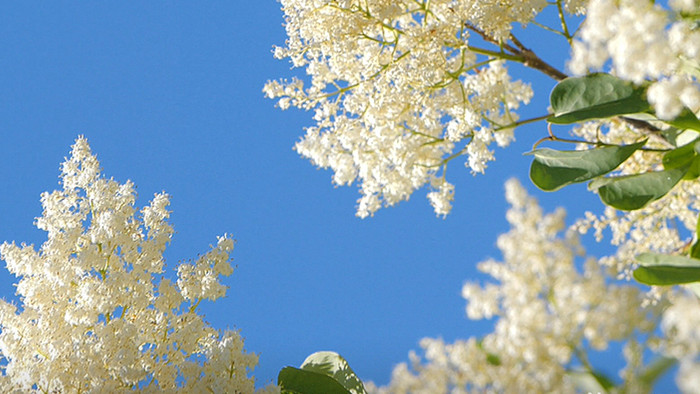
{"left": 509, "top": 33, "right": 568, "bottom": 81}
{"left": 465, "top": 23, "right": 568, "bottom": 81}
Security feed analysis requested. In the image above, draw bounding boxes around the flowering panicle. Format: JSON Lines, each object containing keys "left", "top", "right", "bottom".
{"left": 265, "top": 0, "right": 544, "bottom": 217}
{"left": 0, "top": 137, "right": 269, "bottom": 392}
{"left": 366, "top": 180, "right": 659, "bottom": 392}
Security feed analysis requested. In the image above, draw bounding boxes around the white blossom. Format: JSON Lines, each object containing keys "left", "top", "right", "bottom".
{"left": 368, "top": 180, "right": 658, "bottom": 393}
{"left": 0, "top": 137, "right": 273, "bottom": 392}
{"left": 570, "top": 0, "right": 700, "bottom": 118}
{"left": 266, "top": 0, "right": 537, "bottom": 217}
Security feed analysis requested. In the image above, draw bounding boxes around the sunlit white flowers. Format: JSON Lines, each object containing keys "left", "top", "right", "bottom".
{"left": 266, "top": 0, "right": 538, "bottom": 217}
{"left": 0, "top": 137, "right": 264, "bottom": 392}
{"left": 571, "top": 0, "right": 700, "bottom": 119}
{"left": 368, "top": 180, "right": 663, "bottom": 393}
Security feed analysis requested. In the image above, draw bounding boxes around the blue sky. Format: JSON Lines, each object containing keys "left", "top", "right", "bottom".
{"left": 0, "top": 2, "right": 636, "bottom": 388}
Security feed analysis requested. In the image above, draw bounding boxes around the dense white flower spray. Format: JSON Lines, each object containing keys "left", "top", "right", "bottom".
{"left": 0, "top": 137, "right": 268, "bottom": 392}
{"left": 265, "top": 0, "right": 546, "bottom": 217}
{"left": 571, "top": 0, "right": 700, "bottom": 119}
{"left": 366, "top": 180, "right": 663, "bottom": 393}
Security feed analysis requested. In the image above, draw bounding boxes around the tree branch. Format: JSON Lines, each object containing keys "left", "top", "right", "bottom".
{"left": 465, "top": 23, "right": 664, "bottom": 139}
{"left": 465, "top": 23, "right": 568, "bottom": 81}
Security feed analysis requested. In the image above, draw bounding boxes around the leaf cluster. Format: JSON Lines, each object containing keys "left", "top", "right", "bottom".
{"left": 528, "top": 73, "right": 700, "bottom": 287}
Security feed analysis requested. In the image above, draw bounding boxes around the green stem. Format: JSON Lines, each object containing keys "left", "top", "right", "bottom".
{"left": 556, "top": 0, "right": 572, "bottom": 44}
{"left": 466, "top": 45, "right": 523, "bottom": 63}
{"left": 493, "top": 114, "right": 551, "bottom": 132}
{"left": 531, "top": 20, "right": 565, "bottom": 36}
{"left": 189, "top": 298, "right": 202, "bottom": 313}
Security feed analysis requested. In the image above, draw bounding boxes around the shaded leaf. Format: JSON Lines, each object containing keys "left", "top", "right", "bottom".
{"left": 682, "top": 156, "right": 700, "bottom": 180}
{"left": 692, "top": 213, "right": 700, "bottom": 259}
{"left": 660, "top": 126, "right": 683, "bottom": 147}
{"left": 299, "top": 352, "right": 367, "bottom": 394}
{"left": 527, "top": 140, "right": 646, "bottom": 191}
{"left": 549, "top": 73, "right": 650, "bottom": 124}
{"left": 633, "top": 253, "right": 700, "bottom": 285}
{"left": 638, "top": 357, "right": 677, "bottom": 387}
{"left": 278, "top": 367, "right": 351, "bottom": 394}
{"left": 589, "top": 167, "right": 687, "bottom": 210}
{"left": 662, "top": 138, "right": 699, "bottom": 170}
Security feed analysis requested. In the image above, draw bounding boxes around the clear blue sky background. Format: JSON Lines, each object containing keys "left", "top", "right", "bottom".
{"left": 0, "top": 1, "right": 654, "bottom": 389}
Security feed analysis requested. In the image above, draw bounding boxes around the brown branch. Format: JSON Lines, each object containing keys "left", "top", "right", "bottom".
{"left": 465, "top": 23, "right": 568, "bottom": 81}
{"left": 465, "top": 23, "right": 664, "bottom": 139}
{"left": 508, "top": 34, "right": 568, "bottom": 81}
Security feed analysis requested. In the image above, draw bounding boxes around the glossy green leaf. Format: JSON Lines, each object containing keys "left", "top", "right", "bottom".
{"left": 682, "top": 156, "right": 700, "bottom": 180}
{"left": 299, "top": 352, "right": 367, "bottom": 394}
{"left": 662, "top": 138, "right": 699, "bottom": 170}
{"left": 278, "top": 367, "right": 351, "bottom": 394}
{"left": 589, "top": 167, "right": 687, "bottom": 210}
{"left": 526, "top": 140, "right": 646, "bottom": 191}
{"left": 548, "top": 73, "right": 650, "bottom": 124}
{"left": 633, "top": 253, "right": 700, "bottom": 285}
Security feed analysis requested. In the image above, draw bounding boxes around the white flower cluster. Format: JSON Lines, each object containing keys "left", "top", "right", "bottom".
{"left": 0, "top": 137, "right": 270, "bottom": 392}
{"left": 570, "top": 0, "right": 700, "bottom": 119}
{"left": 661, "top": 290, "right": 700, "bottom": 391}
{"left": 367, "top": 180, "right": 657, "bottom": 393}
{"left": 265, "top": 0, "right": 544, "bottom": 217}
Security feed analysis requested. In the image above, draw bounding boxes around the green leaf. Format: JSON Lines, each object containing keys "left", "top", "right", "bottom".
{"left": 485, "top": 353, "right": 501, "bottom": 366}
{"left": 278, "top": 367, "right": 351, "bottom": 394}
{"left": 662, "top": 138, "right": 699, "bottom": 170}
{"left": 683, "top": 156, "right": 700, "bottom": 180}
{"left": 298, "top": 352, "right": 367, "bottom": 394}
{"left": 633, "top": 253, "right": 700, "bottom": 285}
{"left": 660, "top": 127, "right": 682, "bottom": 147}
{"left": 589, "top": 166, "right": 687, "bottom": 210}
{"left": 638, "top": 357, "right": 677, "bottom": 387}
{"left": 526, "top": 140, "right": 646, "bottom": 191}
{"left": 567, "top": 369, "right": 615, "bottom": 393}
{"left": 549, "top": 73, "right": 651, "bottom": 124}
{"left": 691, "top": 213, "right": 700, "bottom": 259}
{"left": 666, "top": 108, "right": 700, "bottom": 132}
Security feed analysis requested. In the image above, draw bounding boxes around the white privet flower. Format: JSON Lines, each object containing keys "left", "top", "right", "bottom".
{"left": 570, "top": 0, "right": 700, "bottom": 119}
{"left": 367, "top": 180, "right": 658, "bottom": 393}
{"left": 266, "top": 0, "right": 542, "bottom": 217}
{"left": 0, "top": 137, "right": 274, "bottom": 393}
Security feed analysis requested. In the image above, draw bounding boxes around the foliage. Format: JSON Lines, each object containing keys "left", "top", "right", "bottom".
{"left": 278, "top": 352, "right": 367, "bottom": 394}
